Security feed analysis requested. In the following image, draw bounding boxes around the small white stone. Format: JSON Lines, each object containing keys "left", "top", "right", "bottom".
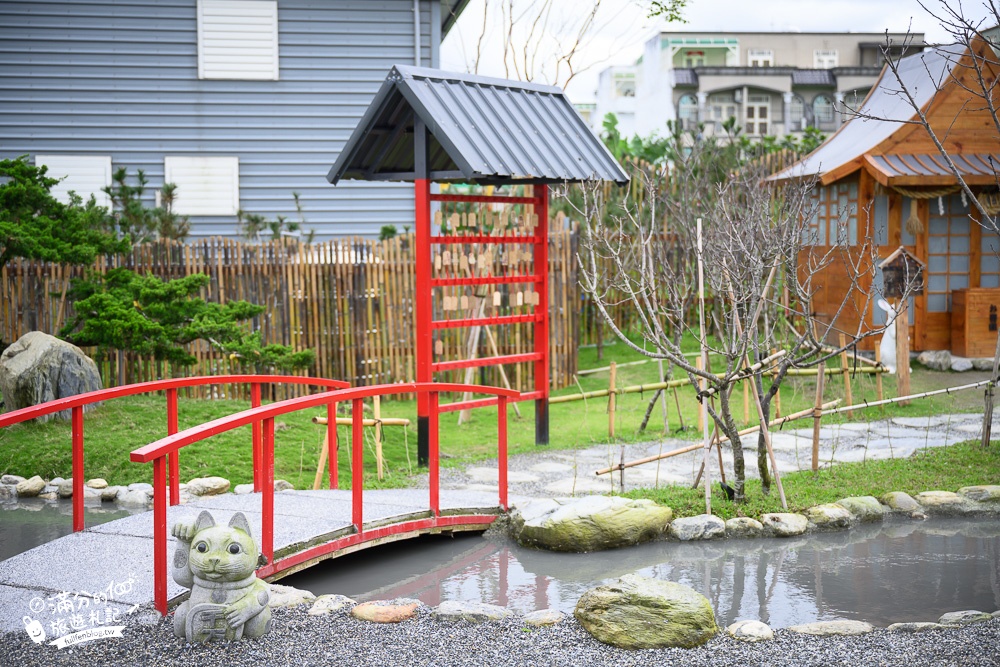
{"left": 726, "top": 619, "right": 774, "bottom": 642}
{"left": 787, "top": 620, "right": 874, "bottom": 636}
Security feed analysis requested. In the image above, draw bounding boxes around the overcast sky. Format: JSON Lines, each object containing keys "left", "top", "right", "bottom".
{"left": 441, "top": 0, "right": 997, "bottom": 102}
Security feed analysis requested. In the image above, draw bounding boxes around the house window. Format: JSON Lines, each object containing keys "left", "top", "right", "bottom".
{"left": 788, "top": 94, "right": 806, "bottom": 130}
{"left": 813, "top": 94, "right": 836, "bottom": 124}
{"left": 613, "top": 72, "right": 636, "bottom": 97}
{"left": 747, "top": 48, "right": 773, "bottom": 67}
{"left": 982, "top": 230, "right": 1000, "bottom": 288}
{"left": 197, "top": 0, "right": 278, "bottom": 80}
{"left": 745, "top": 94, "right": 771, "bottom": 136}
{"left": 804, "top": 181, "right": 858, "bottom": 246}
{"left": 684, "top": 51, "right": 705, "bottom": 67}
{"left": 35, "top": 155, "right": 112, "bottom": 207}
{"left": 927, "top": 194, "right": 970, "bottom": 312}
{"left": 163, "top": 156, "right": 240, "bottom": 216}
{"left": 708, "top": 94, "right": 736, "bottom": 123}
{"left": 677, "top": 94, "right": 698, "bottom": 129}
{"left": 814, "top": 49, "right": 838, "bottom": 68}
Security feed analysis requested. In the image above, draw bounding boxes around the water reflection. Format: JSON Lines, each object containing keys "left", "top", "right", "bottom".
{"left": 0, "top": 498, "right": 144, "bottom": 561}
{"left": 284, "top": 519, "right": 1000, "bottom": 627}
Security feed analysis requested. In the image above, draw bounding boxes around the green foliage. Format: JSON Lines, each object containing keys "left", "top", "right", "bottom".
{"left": 738, "top": 125, "right": 827, "bottom": 157}
{"left": 645, "top": 0, "right": 689, "bottom": 22}
{"left": 379, "top": 225, "right": 398, "bottom": 241}
{"left": 102, "top": 168, "right": 190, "bottom": 242}
{"left": 59, "top": 267, "right": 315, "bottom": 371}
{"left": 0, "top": 156, "right": 130, "bottom": 267}
{"left": 238, "top": 192, "right": 315, "bottom": 243}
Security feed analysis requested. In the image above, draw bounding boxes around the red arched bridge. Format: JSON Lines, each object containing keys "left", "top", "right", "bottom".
{"left": 0, "top": 376, "right": 516, "bottom": 617}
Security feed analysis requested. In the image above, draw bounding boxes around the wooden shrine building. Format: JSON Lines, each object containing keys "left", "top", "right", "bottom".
{"left": 772, "top": 38, "right": 1000, "bottom": 354}
{"left": 327, "top": 65, "right": 627, "bottom": 459}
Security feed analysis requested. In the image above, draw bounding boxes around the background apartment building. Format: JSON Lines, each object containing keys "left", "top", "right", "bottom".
{"left": 591, "top": 30, "right": 922, "bottom": 140}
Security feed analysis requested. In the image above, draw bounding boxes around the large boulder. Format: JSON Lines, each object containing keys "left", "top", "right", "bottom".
{"left": 0, "top": 332, "right": 102, "bottom": 422}
{"left": 916, "top": 350, "right": 951, "bottom": 371}
{"left": 15, "top": 475, "right": 46, "bottom": 498}
{"left": 836, "top": 496, "right": 885, "bottom": 522}
{"left": 803, "top": 503, "right": 855, "bottom": 531}
{"left": 185, "top": 476, "right": 230, "bottom": 497}
{"left": 574, "top": 574, "right": 717, "bottom": 649}
{"left": 761, "top": 513, "right": 808, "bottom": 537}
{"left": 669, "top": 514, "right": 725, "bottom": 541}
{"left": 509, "top": 496, "right": 672, "bottom": 552}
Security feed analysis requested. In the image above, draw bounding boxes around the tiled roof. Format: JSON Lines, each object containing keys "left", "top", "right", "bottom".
{"left": 791, "top": 69, "right": 836, "bottom": 86}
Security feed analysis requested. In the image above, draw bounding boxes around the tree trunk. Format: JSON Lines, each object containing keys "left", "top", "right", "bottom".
{"left": 754, "top": 373, "right": 772, "bottom": 495}
{"left": 719, "top": 387, "right": 746, "bottom": 502}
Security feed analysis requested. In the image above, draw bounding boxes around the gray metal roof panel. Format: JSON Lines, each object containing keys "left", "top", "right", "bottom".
{"left": 328, "top": 65, "right": 628, "bottom": 186}
{"left": 770, "top": 44, "right": 965, "bottom": 182}
{"left": 672, "top": 68, "right": 698, "bottom": 86}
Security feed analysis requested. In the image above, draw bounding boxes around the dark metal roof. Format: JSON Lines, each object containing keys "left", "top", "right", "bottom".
{"left": 866, "top": 153, "right": 1000, "bottom": 183}
{"left": 672, "top": 68, "right": 698, "bottom": 86}
{"left": 791, "top": 69, "right": 836, "bottom": 86}
{"left": 327, "top": 65, "right": 629, "bottom": 186}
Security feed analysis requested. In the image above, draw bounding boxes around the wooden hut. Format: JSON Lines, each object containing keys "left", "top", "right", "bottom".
{"left": 771, "top": 37, "right": 1000, "bottom": 354}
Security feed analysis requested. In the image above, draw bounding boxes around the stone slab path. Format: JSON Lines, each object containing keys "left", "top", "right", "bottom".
{"left": 438, "top": 413, "right": 994, "bottom": 497}
{"left": 0, "top": 488, "right": 504, "bottom": 634}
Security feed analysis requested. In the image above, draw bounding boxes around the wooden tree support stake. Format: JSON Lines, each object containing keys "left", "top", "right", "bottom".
{"left": 608, "top": 361, "right": 617, "bottom": 440}
{"left": 839, "top": 334, "right": 854, "bottom": 418}
{"left": 812, "top": 360, "right": 826, "bottom": 473}
{"left": 895, "top": 299, "right": 911, "bottom": 405}
{"left": 874, "top": 345, "right": 884, "bottom": 403}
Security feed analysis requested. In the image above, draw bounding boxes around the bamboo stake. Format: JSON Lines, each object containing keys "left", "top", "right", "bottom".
{"left": 743, "top": 378, "right": 750, "bottom": 424}
{"left": 657, "top": 358, "right": 669, "bottom": 432}
{"left": 811, "top": 360, "right": 826, "bottom": 473}
{"left": 313, "top": 429, "right": 331, "bottom": 490}
{"left": 895, "top": 299, "right": 911, "bottom": 405}
{"left": 839, "top": 334, "right": 854, "bottom": 418}
{"left": 771, "top": 348, "right": 782, "bottom": 419}
{"left": 695, "top": 356, "right": 706, "bottom": 433}
{"left": 696, "top": 218, "right": 711, "bottom": 515}
{"left": 874, "top": 345, "right": 884, "bottom": 403}
{"left": 823, "top": 379, "right": 991, "bottom": 415}
{"left": 608, "top": 361, "right": 617, "bottom": 439}
{"left": 312, "top": 416, "right": 411, "bottom": 427}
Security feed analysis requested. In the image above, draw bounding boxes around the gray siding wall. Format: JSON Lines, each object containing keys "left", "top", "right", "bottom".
{"left": 0, "top": 0, "right": 439, "bottom": 239}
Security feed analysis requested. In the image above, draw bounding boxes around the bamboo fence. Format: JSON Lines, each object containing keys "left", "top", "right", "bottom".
{"left": 1, "top": 230, "right": 639, "bottom": 401}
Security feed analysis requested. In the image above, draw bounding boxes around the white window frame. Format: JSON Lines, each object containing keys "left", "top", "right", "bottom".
{"left": 163, "top": 156, "right": 240, "bottom": 216}
{"left": 197, "top": 0, "right": 279, "bottom": 81}
{"left": 814, "top": 49, "right": 839, "bottom": 68}
{"left": 613, "top": 72, "right": 636, "bottom": 98}
{"left": 34, "top": 155, "right": 112, "bottom": 207}
{"left": 747, "top": 48, "right": 773, "bottom": 67}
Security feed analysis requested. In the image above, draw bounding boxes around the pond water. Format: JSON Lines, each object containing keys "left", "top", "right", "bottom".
{"left": 283, "top": 518, "right": 1000, "bottom": 628}
{"left": 0, "top": 499, "right": 144, "bottom": 561}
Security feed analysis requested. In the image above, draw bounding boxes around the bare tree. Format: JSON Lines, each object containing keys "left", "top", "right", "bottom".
{"left": 565, "top": 134, "right": 906, "bottom": 505}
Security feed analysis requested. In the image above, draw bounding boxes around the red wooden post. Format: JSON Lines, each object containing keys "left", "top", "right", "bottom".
{"left": 71, "top": 405, "right": 84, "bottom": 532}
{"left": 251, "top": 383, "right": 262, "bottom": 492}
{"left": 152, "top": 455, "right": 167, "bottom": 616}
{"left": 429, "top": 391, "right": 439, "bottom": 517}
{"left": 415, "top": 178, "right": 432, "bottom": 465}
{"left": 352, "top": 397, "right": 364, "bottom": 531}
{"left": 166, "top": 388, "right": 180, "bottom": 506}
{"left": 498, "top": 396, "right": 508, "bottom": 511}
{"left": 534, "top": 184, "right": 550, "bottom": 445}
{"left": 261, "top": 417, "right": 274, "bottom": 566}
{"left": 327, "top": 401, "right": 338, "bottom": 489}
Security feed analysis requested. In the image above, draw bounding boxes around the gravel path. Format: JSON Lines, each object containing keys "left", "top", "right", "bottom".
{"left": 2, "top": 606, "right": 999, "bottom": 667}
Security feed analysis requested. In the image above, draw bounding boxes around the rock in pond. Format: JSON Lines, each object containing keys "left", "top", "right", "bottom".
{"left": 117, "top": 489, "right": 151, "bottom": 507}
{"left": 804, "top": 503, "right": 854, "bottom": 530}
{"left": 938, "top": 610, "right": 992, "bottom": 626}
{"left": 274, "top": 479, "right": 295, "bottom": 492}
{"left": 86, "top": 478, "right": 108, "bottom": 489}
{"left": 1, "top": 474, "right": 26, "bottom": 485}
{"left": 509, "top": 496, "right": 672, "bottom": 552}
{"left": 523, "top": 609, "right": 564, "bottom": 627}
{"left": 761, "top": 513, "right": 808, "bottom": 537}
{"left": 726, "top": 619, "right": 773, "bottom": 642}
{"left": 574, "top": 574, "right": 717, "bottom": 649}
{"left": 915, "top": 491, "right": 968, "bottom": 514}
{"left": 308, "top": 594, "right": 355, "bottom": 616}
{"left": 15, "top": 475, "right": 45, "bottom": 498}
{"left": 0, "top": 484, "right": 15, "bottom": 501}
{"left": 725, "top": 517, "right": 763, "bottom": 538}
{"left": 434, "top": 601, "right": 511, "bottom": 623}
{"left": 352, "top": 600, "right": 420, "bottom": 623}
{"left": 669, "top": 514, "right": 725, "bottom": 541}
{"left": 234, "top": 483, "right": 255, "bottom": 495}
{"left": 881, "top": 491, "right": 921, "bottom": 512}
{"left": 958, "top": 485, "right": 1000, "bottom": 503}
{"left": 58, "top": 478, "right": 74, "bottom": 498}
{"left": 101, "top": 485, "right": 124, "bottom": 502}
{"left": 836, "top": 496, "right": 885, "bottom": 522}
{"left": 788, "top": 620, "right": 874, "bottom": 636}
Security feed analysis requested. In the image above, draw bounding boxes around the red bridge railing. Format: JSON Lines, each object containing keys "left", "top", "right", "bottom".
{"left": 130, "top": 381, "right": 518, "bottom": 616}
{"left": 0, "top": 376, "right": 349, "bottom": 532}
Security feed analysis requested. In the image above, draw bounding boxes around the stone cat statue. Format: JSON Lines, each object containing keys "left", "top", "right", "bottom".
{"left": 171, "top": 511, "right": 271, "bottom": 642}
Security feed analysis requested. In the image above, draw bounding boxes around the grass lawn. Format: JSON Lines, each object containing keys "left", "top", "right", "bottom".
{"left": 0, "top": 334, "right": 992, "bottom": 490}
{"left": 621, "top": 440, "right": 1000, "bottom": 521}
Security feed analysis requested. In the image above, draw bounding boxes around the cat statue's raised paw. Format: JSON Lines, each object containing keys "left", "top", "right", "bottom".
{"left": 171, "top": 510, "right": 271, "bottom": 642}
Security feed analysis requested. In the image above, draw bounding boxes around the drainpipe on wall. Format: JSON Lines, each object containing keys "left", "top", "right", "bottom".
{"left": 414, "top": 0, "right": 421, "bottom": 66}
